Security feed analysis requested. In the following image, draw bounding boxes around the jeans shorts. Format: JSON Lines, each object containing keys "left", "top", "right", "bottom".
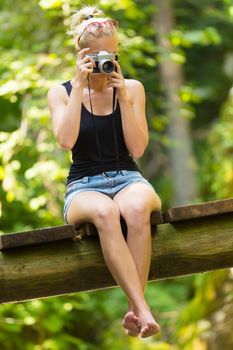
{"left": 63, "top": 170, "right": 155, "bottom": 224}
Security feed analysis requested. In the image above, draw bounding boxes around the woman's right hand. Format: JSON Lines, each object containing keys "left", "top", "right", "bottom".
{"left": 73, "top": 48, "right": 95, "bottom": 88}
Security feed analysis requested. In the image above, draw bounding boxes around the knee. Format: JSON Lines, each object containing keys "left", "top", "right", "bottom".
{"left": 155, "top": 195, "right": 162, "bottom": 211}
{"left": 124, "top": 200, "right": 151, "bottom": 228}
{"left": 94, "top": 202, "right": 120, "bottom": 229}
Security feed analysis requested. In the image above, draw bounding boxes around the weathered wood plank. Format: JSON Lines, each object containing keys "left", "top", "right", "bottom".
{"left": 162, "top": 198, "right": 233, "bottom": 222}
{"left": 0, "top": 211, "right": 163, "bottom": 250}
{"left": 73, "top": 210, "right": 163, "bottom": 239}
{"left": 1, "top": 212, "right": 233, "bottom": 304}
{"left": 151, "top": 210, "right": 163, "bottom": 225}
{"left": 1, "top": 198, "right": 232, "bottom": 250}
{"left": 0, "top": 225, "right": 77, "bottom": 250}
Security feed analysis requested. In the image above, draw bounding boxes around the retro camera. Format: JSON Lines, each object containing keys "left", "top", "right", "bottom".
{"left": 86, "top": 51, "right": 118, "bottom": 74}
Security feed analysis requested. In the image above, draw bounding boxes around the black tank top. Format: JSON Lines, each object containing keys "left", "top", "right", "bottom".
{"left": 61, "top": 80, "right": 140, "bottom": 185}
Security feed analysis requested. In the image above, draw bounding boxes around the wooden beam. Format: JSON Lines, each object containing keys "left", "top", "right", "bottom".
{"left": 1, "top": 211, "right": 233, "bottom": 304}
{"left": 73, "top": 198, "right": 233, "bottom": 239}
{"left": 1, "top": 198, "right": 232, "bottom": 250}
{"left": 162, "top": 198, "right": 233, "bottom": 222}
{"left": 0, "top": 225, "right": 77, "bottom": 250}
{"left": 0, "top": 211, "right": 163, "bottom": 250}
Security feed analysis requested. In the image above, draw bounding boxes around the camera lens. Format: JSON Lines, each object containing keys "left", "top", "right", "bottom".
{"left": 98, "top": 60, "right": 115, "bottom": 73}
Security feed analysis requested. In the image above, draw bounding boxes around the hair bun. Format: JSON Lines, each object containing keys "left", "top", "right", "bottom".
{"left": 68, "top": 6, "right": 103, "bottom": 36}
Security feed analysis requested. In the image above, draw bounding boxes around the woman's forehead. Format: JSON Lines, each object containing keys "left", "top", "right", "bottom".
{"left": 88, "top": 36, "right": 118, "bottom": 52}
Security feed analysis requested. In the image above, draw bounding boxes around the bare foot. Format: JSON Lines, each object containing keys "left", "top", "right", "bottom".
{"left": 122, "top": 311, "right": 141, "bottom": 337}
{"left": 138, "top": 310, "right": 160, "bottom": 338}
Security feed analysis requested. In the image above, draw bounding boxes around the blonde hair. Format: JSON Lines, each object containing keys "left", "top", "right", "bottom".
{"left": 67, "top": 6, "right": 118, "bottom": 51}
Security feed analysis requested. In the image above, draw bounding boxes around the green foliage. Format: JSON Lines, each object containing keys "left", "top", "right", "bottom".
{"left": 0, "top": 0, "right": 233, "bottom": 349}
{"left": 174, "top": 270, "right": 230, "bottom": 350}
{"left": 0, "top": 281, "right": 189, "bottom": 349}
{"left": 199, "top": 89, "right": 233, "bottom": 200}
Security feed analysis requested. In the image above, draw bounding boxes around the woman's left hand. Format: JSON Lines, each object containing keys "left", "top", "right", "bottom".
{"left": 107, "top": 60, "right": 130, "bottom": 102}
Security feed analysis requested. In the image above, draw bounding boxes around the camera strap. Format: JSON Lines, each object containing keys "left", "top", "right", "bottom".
{"left": 112, "top": 87, "right": 120, "bottom": 174}
{"left": 87, "top": 75, "right": 120, "bottom": 176}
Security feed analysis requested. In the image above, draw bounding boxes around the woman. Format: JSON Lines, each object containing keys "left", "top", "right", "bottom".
{"left": 47, "top": 6, "right": 162, "bottom": 338}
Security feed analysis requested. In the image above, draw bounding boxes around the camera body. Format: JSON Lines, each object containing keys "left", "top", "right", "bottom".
{"left": 86, "top": 51, "right": 118, "bottom": 74}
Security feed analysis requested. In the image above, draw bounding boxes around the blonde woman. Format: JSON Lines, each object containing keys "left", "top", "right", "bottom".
{"left": 47, "top": 6, "right": 162, "bottom": 338}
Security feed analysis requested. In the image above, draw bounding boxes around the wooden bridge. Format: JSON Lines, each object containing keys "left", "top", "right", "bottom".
{"left": 0, "top": 198, "right": 233, "bottom": 304}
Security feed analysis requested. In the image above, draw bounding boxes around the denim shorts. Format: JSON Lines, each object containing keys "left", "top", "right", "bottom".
{"left": 63, "top": 170, "right": 155, "bottom": 224}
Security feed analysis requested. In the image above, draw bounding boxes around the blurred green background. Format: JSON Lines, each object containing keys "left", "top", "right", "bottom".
{"left": 0, "top": 0, "right": 233, "bottom": 349}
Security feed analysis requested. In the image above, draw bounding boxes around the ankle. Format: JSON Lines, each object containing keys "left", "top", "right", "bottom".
{"left": 134, "top": 304, "right": 151, "bottom": 316}
{"left": 127, "top": 302, "right": 134, "bottom": 313}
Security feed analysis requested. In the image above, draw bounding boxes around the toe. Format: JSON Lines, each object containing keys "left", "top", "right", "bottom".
{"left": 126, "top": 330, "right": 139, "bottom": 337}
{"left": 140, "top": 323, "right": 160, "bottom": 338}
{"left": 140, "top": 325, "right": 149, "bottom": 338}
{"left": 123, "top": 311, "right": 141, "bottom": 335}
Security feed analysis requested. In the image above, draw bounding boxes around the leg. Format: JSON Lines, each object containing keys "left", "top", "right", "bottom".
{"left": 114, "top": 183, "right": 162, "bottom": 337}
{"left": 66, "top": 191, "right": 159, "bottom": 337}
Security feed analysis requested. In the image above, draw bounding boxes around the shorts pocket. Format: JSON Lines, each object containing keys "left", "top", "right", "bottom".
{"left": 66, "top": 176, "right": 88, "bottom": 191}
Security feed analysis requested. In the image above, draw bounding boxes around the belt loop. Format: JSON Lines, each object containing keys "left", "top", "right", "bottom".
{"left": 121, "top": 170, "right": 128, "bottom": 176}
{"left": 82, "top": 176, "right": 89, "bottom": 183}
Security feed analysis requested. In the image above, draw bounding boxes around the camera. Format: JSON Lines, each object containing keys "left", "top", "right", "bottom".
{"left": 86, "top": 51, "right": 118, "bottom": 74}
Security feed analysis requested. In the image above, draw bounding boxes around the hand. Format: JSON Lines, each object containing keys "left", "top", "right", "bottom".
{"left": 73, "top": 48, "right": 96, "bottom": 87}
{"left": 107, "top": 60, "right": 130, "bottom": 101}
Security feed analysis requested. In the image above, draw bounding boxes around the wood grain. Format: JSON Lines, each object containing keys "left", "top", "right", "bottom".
{"left": 0, "top": 225, "right": 77, "bottom": 250}
{"left": 162, "top": 198, "right": 233, "bottom": 222}
{"left": 0, "top": 211, "right": 163, "bottom": 250}
{"left": 1, "top": 199, "right": 232, "bottom": 250}
{"left": 1, "top": 212, "right": 233, "bottom": 304}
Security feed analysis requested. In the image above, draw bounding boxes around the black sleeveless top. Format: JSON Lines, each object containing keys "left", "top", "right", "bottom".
{"left": 61, "top": 80, "right": 140, "bottom": 185}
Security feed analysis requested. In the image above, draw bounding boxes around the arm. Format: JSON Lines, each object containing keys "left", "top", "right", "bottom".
{"left": 108, "top": 62, "right": 148, "bottom": 159}
{"left": 118, "top": 80, "right": 148, "bottom": 159}
{"left": 47, "top": 83, "right": 84, "bottom": 149}
{"left": 47, "top": 47, "right": 95, "bottom": 150}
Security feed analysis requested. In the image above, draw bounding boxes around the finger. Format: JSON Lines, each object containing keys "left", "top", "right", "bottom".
{"left": 77, "top": 47, "right": 91, "bottom": 60}
{"left": 84, "top": 60, "right": 94, "bottom": 66}
{"left": 110, "top": 71, "right": 121, "bottom": 78}
{"left": 79, "top": 64, "right": 93, "bottom": 73}
{"left": 81, "top": 56, "right": 96, "bottom": 66}
{"left": 83, "top": 68, "right": 94, "bottom": 76}
{"left": 111, "top": 69, "right": 124, "bottom": 80}
{"left": 85, "top": 68, "right": 93, "bottom": 74}
{"left": 107, "top": 82, "right": 122, "bottom": 88}
{"left": 78, "top": 55, "right": 90, "bottom": 64}
{"left": 83, "top": 61, "right": 95, "bottom": 70}
{"left": 113, "top": 60, "right": 122, "bottom": 74}
{"left": 78, "top": 57, "right": 96, "bottom": 70}
{"left": 110, "top": 78, "right": 125, "bottom": 87}
{"left": 83, "top": 62, "right": 95, "bottom": 71}
{"left": 111, "top": 77, "right": 123, "bottom": 82}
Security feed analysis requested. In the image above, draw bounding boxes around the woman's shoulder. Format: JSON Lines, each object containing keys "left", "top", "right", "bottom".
{"left": 47, "top": 82, "right": 69, "bottom": 104}
{"left": 125, "top": 78, "right": 144, "bottom": 88}
{"left": 125, "top": 78, "right": 145, "bottom": 93}
{"left": 125, "top": 79, "right": 145, "bottom": 100}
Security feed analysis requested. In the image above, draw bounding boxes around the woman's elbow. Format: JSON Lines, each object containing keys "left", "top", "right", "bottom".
{"left": 56, "top": 135, "right": 73, "bottom": 150}
{"left": 54, "top": 127, "right": 77, "bottom": 150}
{"left": 131, "top": 147, "right": 146, "bottom": 160}
{"left": 59, "top": 142, "right": 73, "bottom": 150}
{"left": 132, "top": 140, "right": 148, "bottom": 159}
